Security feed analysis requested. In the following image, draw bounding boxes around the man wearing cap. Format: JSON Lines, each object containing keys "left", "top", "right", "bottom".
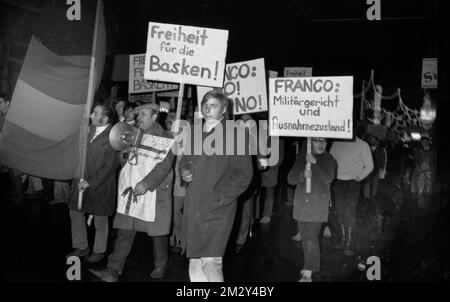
{"left": 90, "top": 103, "right": 175, "bottom": 281}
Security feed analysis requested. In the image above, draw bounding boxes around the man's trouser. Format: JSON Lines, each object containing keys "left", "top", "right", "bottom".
{"left": 333, "top": 180, "right": 361, "bottom": 232}
{"left": 262, "top": 186, "right": 275, "bottom": 217}
{"left": 69, "top": 209, "right": 108, "bottom": 254}
{"left": 237, "top": 196, "right": 253, "bottom": 245}
{"left": 189, "top": 257, "right": 223, "bottom": 282}
{"left": 107, "top": 229, "right": 168, "bottom": 274}
{"left": 172, "top": 196, "right": 184, "bottom": 243}
{"left": 298, "top": 221, "right": 322, "bottom": 272}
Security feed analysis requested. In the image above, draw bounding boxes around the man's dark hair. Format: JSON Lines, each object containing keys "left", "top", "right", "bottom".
{"left": 124, "top": 102, "right": 138, "bottom": 112}
{"left": 99, "top": 104, "right": 118, "bottom": 124}
{"left": 114, "top": 98, "right": 127, "bottom": 106}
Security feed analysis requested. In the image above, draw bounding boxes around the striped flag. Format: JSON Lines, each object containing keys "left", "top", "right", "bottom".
{"left": 0, "top": 1, "right": 106, "bottom": 180}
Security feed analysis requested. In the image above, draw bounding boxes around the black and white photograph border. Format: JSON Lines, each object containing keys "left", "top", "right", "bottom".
{"left": 0, "top": 0, "right": 448, "bottom": 289}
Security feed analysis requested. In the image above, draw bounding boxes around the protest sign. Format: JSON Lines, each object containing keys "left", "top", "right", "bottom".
{"left": 158, "top": 86, "right": 192, "bottom": 98}
{"left": 269, "top": 70, "right": 278, "bottom": 78}
{"left": 129, "top": 93, "right": 153, "bottom": 103}
{"left": 269, "top": 76, "right": 353, "bottom": 139}
{"left": 421, "top": 58, "right": 437, "bottom": 89}
{"left": 129, "top": 54, "right": 178, "bottom": 94}
{"left": 197, "top": 58, "right": 267, "bottom": 116}
{"left": 144, "top": 22, "right": 228, "bottom": 87}
{"left": 284, "top": 67, "right": 312, "bottom": 77}
{"left": 223, "top": 58, "right": 267, "bottom": 115}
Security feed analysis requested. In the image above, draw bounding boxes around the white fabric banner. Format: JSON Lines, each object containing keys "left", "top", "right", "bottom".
{"left": 117, "top": 133, "right": 174, "bottom": 222}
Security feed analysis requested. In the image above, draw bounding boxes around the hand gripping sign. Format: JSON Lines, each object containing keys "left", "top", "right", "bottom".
{"left": 269, "top": 76, "right": 353, "bottom": 192}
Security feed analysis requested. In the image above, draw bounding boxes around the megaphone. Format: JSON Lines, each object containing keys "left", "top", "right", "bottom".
{"left": 109, "top": 122, "right": 143, "bottom": 152}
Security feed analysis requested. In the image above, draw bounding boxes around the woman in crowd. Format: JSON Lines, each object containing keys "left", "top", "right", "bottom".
{"left": 288, "top": 137, "right": 336, "bottom": 282}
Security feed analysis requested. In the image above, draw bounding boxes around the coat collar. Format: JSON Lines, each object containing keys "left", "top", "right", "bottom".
{"left": 89, "top": 124, "right": 112, "bottom": 144}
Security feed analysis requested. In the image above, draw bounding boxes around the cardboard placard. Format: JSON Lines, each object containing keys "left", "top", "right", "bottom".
{"left": 197, "top": 58, "right": 267, "bottom": 116}
{"left": 144, "top": 22, "right": 228, "bottom": 87}
{"left": 269, "top": 76, "right": 353, "bottom": 139}
{"left": 421, "top": 58, "right": 437, "bottom": 89}
{"left": 269, "top": 70, "right": 278, "bottom": 78}
{"left": 283, "top": 67, "right": 312, "bottom": 77}
{"left": 129, "top": 54, "right": 178, "bottom": 94}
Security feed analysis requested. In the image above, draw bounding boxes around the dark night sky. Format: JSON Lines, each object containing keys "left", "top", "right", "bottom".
{"left": 0, "top": 0, "right": 441, "bottom": 109}
{"left": 105, "top": 0, "right": 439, "bottom": 109}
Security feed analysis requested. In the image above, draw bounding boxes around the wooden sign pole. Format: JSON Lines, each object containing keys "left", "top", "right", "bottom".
{"left": 306, "top": 137, "right": 312, "bottom": 193}
{"left": 174, "top": 83, "right": 185, "bottom": 134}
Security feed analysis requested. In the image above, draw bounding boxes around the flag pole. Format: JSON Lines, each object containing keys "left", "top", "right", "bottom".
{"left": 78, "top": 0, "right": 102, "bottom": 210}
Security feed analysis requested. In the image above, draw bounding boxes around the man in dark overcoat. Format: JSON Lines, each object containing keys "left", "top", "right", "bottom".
{"left": 67, "top": 104, "right": 119, "bottom": 263}
{"left": 180, "top": 90, "right": 253, "bottom": 282}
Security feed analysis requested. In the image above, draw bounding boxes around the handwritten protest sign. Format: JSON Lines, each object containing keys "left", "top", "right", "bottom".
{"left": 284, "top": 67, "right": 312, "bottom": 77}
{"left": 269, "top": 76, "right": 353, "bottom": 139}
{"left": 159, "top": 86, "right": 192, "bottom": 98}
{"left": 197, "top": 58, "right": 267, "bottom": 115}
{"left": 129, "top": 54, "right": 178, "bottom": 94}
{"left": 223, "top": 58, "right": 267, "bottom": 115}
{"left": 144, "top": 22, "right": 228, "bottom": 87}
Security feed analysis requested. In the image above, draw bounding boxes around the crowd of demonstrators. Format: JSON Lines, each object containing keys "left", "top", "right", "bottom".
{"left": 1, "top": 87, "right": 443, "bottom": 282}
